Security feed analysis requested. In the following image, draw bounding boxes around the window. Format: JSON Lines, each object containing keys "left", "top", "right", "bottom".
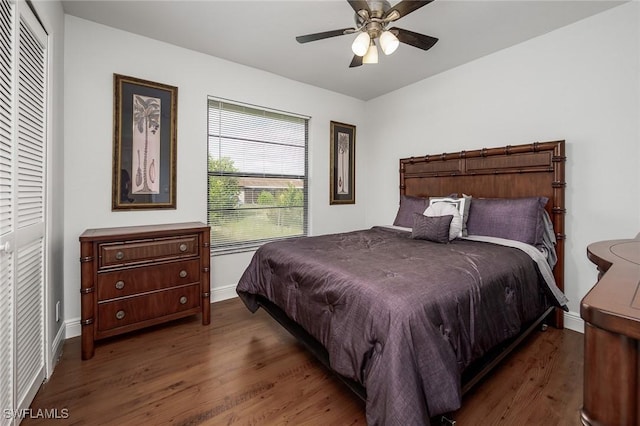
{"left": 207, "top": 98, "right": 309, "bottom": 253}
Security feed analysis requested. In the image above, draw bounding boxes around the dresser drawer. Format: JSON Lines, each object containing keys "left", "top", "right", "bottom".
{"left": 97, "top": 284, "right": 201, "bottom": 332}
{"left": 97, "top": 259, "right": 200, "bottom": 301}
{"left": 99, "top": 235, "right": 199, "bottom": 268}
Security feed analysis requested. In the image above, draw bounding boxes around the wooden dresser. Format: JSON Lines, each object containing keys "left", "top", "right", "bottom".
{"left": 581, "top": 234, "right": 640, "bottom": 425}
{"left": 79, "top": 222, "right": 211, "bottom": 360}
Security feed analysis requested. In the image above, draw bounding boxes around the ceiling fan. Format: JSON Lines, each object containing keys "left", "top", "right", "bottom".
{"left": 296, "top": 0, "right": 438, "bottom": 68}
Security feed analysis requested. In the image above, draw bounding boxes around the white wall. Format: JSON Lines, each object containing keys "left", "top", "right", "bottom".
{"left": 364, "top": 2, "right": 640, "bottom": 329}
{"left": 63, "top": 16, "right": 367, "bottom": 335}
{"left": 64, "top": 3, "right": 639, "bottom": 337}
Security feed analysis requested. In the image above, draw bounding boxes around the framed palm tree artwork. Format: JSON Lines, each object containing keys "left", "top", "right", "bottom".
{"left": 329, "top": 121, "right": 355, "bottom": 205}
{"left": 112, "top": 74, "right": 177, "bottom": 210}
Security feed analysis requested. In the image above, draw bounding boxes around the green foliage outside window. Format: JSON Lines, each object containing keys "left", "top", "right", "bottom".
{"left": 257, "top": 183, "right": 304, "bottom": 227}
{"left": 256, "top": 191, "right": 275, "bottom": 206}
{"left": 208, "top": 157, "right": 240, "bottom": 224}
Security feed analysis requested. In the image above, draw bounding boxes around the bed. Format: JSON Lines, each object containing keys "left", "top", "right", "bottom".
{"left": 236, "top": 140, "right": 567, "bottom": 425}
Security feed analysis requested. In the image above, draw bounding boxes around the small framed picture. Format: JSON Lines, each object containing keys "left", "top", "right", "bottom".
{"left": 112, "top": 74, "right": 177, "bottom": 210}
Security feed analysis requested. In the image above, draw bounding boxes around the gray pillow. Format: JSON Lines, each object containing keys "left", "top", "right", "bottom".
{"left": 466, "top": 197, "right": 548, "bottom": 246}
{"left": 411, "top": 213, "right": 454, "bottom": 243}
{"left": 424, "top": 201, "right": 462, "bottom": 241}
{"left": 393, "top": 195, "right": 428, "bottom": 228}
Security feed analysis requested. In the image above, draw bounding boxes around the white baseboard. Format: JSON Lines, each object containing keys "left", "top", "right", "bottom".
{"left": 563, "top": 310, "right": 584, "bottom": 334}
{"left": 65, "top": 317, "right": 81, "bottom": 339}
{"left": 212, "top": 283, "right": 238, "bottom": 302}
{"left": 51, "top": 322, "right": 66, "bottom": 364}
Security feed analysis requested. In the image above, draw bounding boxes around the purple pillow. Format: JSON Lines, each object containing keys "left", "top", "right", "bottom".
{"left": 393, "top": 195, "right": 428, "bottom": 228}
{"left": 466, "top": 197, "right": 548, "bottom": 246}
{"left": 411, "top": 214, "right": 454, "bottom": 243}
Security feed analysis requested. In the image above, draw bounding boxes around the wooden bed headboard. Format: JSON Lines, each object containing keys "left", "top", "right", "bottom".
{"left": 400, "top": 140, "right": 566, "bottom": 327}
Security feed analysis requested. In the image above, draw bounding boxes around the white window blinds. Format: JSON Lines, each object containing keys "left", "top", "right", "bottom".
{"left": 207, "top": 98, "right": 308, "bottom": 253}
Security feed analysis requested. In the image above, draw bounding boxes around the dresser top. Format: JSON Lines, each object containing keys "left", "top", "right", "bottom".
{"left": 581, "top": 233, "right": 640, "bottom": 339}
{"left": 80, "top": 222, "right": 208, "bottom": 241}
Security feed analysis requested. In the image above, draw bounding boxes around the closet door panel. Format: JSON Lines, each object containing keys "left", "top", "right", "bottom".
{"left": 0, "top": 0, "right": 14, "bottom": 424}
{"left": 14, "top": 4, "right": 46, "bottom": 411}
{"left": 0, "top": 0, "right": 47, "bottom": 420}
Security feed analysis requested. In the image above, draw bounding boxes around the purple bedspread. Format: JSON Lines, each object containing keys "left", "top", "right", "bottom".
{"left": 236, "top": 227, "right": 549, "bottom": 425}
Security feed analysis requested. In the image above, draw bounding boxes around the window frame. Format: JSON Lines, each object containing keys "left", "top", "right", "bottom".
{"left": 207, "top": 97, "right": 309, "bottom": 255}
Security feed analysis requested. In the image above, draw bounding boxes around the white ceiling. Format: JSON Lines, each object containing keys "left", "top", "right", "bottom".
{"left": 61, "top": 0, "right": 624, "bottom": 100}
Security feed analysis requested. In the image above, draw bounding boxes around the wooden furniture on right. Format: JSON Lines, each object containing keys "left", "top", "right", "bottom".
{"left": 581, "top": 234, "right": 640, "bottom": 426}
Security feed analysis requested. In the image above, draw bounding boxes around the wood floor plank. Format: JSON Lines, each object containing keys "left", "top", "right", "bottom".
{"left": 453, "top": 322, "right": 584, "bottom": 425}
{"left": 25, "top": 298, "right": 582, "bottom": 425}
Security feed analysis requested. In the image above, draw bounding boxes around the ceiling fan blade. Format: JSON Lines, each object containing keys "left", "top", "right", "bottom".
{"left": 296, "top": 28, "right": 353, "bottom": 44}
{"left": 384, "top": 0, "right": 434, "bottom": 20}
{"left": 347, "top": 0, "right": 371, "bottom": 14}
{"left": 349, "top": 55, "right": 363, "bottom": 68}
{"left": 390, "top": 27, "right": 438, "bottom": 51}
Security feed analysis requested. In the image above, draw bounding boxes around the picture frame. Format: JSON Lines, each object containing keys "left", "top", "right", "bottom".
{"left": 329, "top": 121, "right": 356, "bottom": 205}
{"left": 112, "top": 74, "right": 178, "bottom": 210}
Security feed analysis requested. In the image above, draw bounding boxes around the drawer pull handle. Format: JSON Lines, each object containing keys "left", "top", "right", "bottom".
{"left": 115, "top": 251, "right": 124, "bottom": 260}
{"left": 179, "top": 243, "right": 188, "bottom": 252}
{"left": 179, "top": 296, "right": 187, "bottom": 305}
{"left": 115, "top": 310, "right": 126, "bottom": 320}
{"left": 115, "top": 280, "right": 125, "bottom": 290}
{"left": 179, "top": 270, "right": 187, "bottom": 278}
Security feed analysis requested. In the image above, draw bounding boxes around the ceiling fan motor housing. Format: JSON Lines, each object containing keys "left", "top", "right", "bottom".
{"left": 355, "top": 1, "right": 395, "bottom": 38}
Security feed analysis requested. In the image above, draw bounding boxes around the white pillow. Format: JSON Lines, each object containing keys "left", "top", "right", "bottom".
{"left": 424, "top": 202, "right": 462, "bottom": 241}
{"left": 428, "top": 197, "right": 468, "bottom": 237}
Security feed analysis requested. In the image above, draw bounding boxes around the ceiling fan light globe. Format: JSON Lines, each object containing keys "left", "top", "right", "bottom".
{"left": 362, "top": 42, "right": 378, "bottom": 64}
{"left": 351, "top": 32, "right": 371, "bottom": 56}
{"left": 380, "top": 30, "right": 399, "bottom": 55}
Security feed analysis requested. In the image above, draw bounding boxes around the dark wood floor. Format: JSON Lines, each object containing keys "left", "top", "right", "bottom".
{"left": 26, "top": 298, "right": 584, "bottom": 425}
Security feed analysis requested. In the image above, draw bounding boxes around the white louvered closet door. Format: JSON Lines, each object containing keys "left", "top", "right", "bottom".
{"left": 0, "top": 0, "right": 47, "bottom": 423}
{"left": 15, "top": 3, "right": 47, "bottom": 413}
{"left": 0, "top": 0, "right": 16, "bottom": 424}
